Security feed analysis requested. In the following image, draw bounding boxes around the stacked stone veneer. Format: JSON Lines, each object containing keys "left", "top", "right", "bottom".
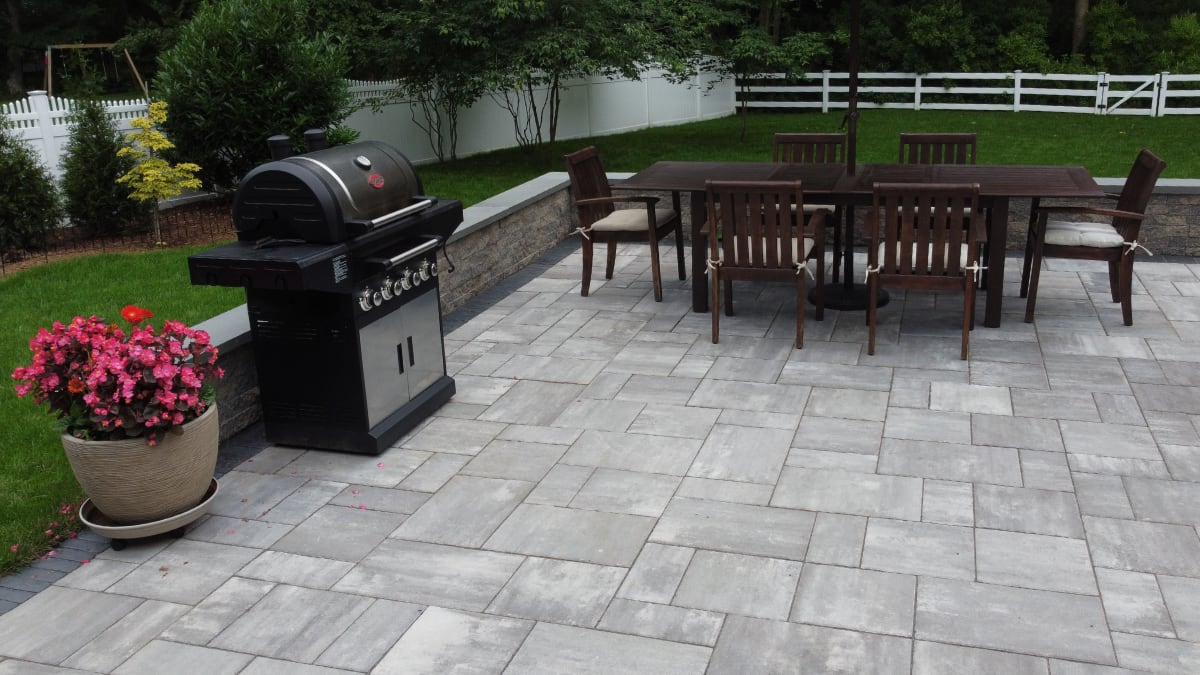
{"left": 197, "top": 172, "right": 1199, "bottom": 441}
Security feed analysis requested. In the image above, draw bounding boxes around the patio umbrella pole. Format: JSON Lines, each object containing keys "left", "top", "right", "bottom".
{"left": 812, "top": 0, "right": 890, "bottom": 312}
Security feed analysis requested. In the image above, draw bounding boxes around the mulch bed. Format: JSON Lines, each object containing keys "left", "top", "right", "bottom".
{"left": 0, "top": 200, "right": 236, "bottom": 278}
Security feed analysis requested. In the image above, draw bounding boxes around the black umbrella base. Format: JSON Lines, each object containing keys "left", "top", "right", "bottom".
{"left": 810, "top": 283, "right": 889, "bottom": 311}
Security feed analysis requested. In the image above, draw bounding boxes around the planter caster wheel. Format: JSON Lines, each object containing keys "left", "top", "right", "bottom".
{"left": 170, "top": 526, "right": 187, "bottom": 539}
{"left": 110, "top": 539, "right": 127, "bottom": 551}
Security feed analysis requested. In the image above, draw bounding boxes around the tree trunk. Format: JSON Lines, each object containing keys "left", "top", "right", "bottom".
{"left": 1071, "top": 0, "right": 1088, "bottom": 55}
{"left": 5, "top": 0, "right": 24, "bottom": 96}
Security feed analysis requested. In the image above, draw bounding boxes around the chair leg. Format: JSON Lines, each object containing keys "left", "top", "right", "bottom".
{"left": 795, "top": 271, "right": 805, "bottom": 349}
{"left": 1024, "top": 238, "right": 1045, "bottom": 324}
{"left": 867, "top": 276, "right": 878, "bottom": 355}
{"left": 648, "top": 235, "right": 664, "bottom": 302}
{"left": 710, "top": 270, "right": 721, "bottom": 344}
{"left": 831, "top": 209, "right": 842, "bottom": 284}
{"left": 1107, "top": 258, "right": 1121, "bottom": 303}
{"left": 724, "top": 279, "right": 734, "bottom": 316}
{"left": 674, "top": 221, "right": 686, "bottom": 280}
{"left": 814, "top": 253, "right": 825, "bottom": 322}
{"left": 1020, "top": 225, "right": 1036, "bottom": 299}
{"left": 605, "top": 242, "right": 617, "bottom": 279}
{"left": 581, "top": 238, "right": 594, "bottom": 297}
{"left": 1120, "top": 253, "right": 1135, "bottom": 326}
{"left": 961, "top": 278, "right": 973, "bottom": 360}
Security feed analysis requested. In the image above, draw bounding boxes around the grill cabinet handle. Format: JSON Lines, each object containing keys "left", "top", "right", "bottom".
{"left": 396, "top": 344, "right": 405, "bottom": 374}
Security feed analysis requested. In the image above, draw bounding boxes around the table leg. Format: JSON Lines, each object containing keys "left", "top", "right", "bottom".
{"left": 983, "top": 197, "right": 1009, "bottom": 328}
{"left": 690, "top": 190, "right": 708, "bottom": 312}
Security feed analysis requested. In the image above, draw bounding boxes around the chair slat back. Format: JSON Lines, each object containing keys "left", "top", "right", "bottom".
{"left": 1112, "top": 148, "right": 1167, "bottom": 238}
{"left": 563, "top": 146, "right": 614, "bottom": 226}
{"left": 706, "top": 180, "right": 806, "bottom": 271}
{"left": 898, "top": 133, "right": 977, "bottom": 165}
{"left": 772, "top": 133, "right": 845, "bottom": 164}
{"left": 871, "top": 183, "right": 981, "bottom": 277}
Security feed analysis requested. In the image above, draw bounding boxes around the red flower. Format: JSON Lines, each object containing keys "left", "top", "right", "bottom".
{"left": 67, "top": 378, "right": 84, "bottom": 394}
{"left": 121, "top": 305, "right": 154, "bottom": 324}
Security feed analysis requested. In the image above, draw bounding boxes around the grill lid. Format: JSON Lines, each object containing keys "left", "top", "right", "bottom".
{"left": 233, "top": 141, "right": 426, "bottom": 244}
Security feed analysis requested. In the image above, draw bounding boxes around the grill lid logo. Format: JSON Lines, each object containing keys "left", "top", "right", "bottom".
{"left": 367, "top": 173, "right": 385, "bottom": 189}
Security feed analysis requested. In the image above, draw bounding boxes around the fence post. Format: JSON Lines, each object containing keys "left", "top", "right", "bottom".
{"left": 821, "top": 70, "right": 830, "bottom": 113}
{"left": 1013, "top": 70, "right": 1022, "bottom": 112}
{"left": 1095, "top": 72, "right": 1108, "bottom": 114}
{"left": 1157, "top": 72, "right": 1170, "bottom": 117}
{"left": 914, "top": 74, "right": 922, "bottom": 111}
{"left": 26, "top": 91, "right": 56, "bottom": 171}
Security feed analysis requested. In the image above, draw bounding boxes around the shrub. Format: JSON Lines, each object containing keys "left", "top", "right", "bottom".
{"left": 155, "top": 0, "right": 353, "bottom": 189}
{"left": 0, "top": 125, "right": 61, "bottom": 261}
{"left": 60, "top": 98, "right": 150, "bottom": 237}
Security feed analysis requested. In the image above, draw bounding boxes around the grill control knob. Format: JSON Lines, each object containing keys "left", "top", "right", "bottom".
{"left": 392, "top": 278, "right": 405, "bottom": 296}
{"left": 380, "top": 278, "right": 395, "bottom": 300}
{"left": 371, "top": 290, "right": 384, "bottom": 307}
{"left": 430, "top": 261, "right": 439, "bottom": 277}
{"left": 419, "top": 260, "right": 432, "bottom": 282}
{"left": 358, "top": 290, "right": 374, "bottom": 312}
{"left": 400, "top": 270, "right": 414, "bottom": 291}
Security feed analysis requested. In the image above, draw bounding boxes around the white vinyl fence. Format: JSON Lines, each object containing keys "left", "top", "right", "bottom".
{"left": 743, "top": 71, "right": 1200, "bottom": 116}
{"left": 1, "top": 67, "right": 735, "bottom": 179}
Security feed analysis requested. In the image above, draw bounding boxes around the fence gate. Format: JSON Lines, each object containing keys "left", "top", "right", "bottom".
{"left": 1098, "top": 73, "right": 1161, "bottom": 116}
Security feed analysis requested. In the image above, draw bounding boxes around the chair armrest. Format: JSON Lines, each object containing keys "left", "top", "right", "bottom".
{"left": 575, "top": 196, "right": 660, "bottom": 207}
{"left": 1036, "top": 205, "right": 1146, "bottom": 221}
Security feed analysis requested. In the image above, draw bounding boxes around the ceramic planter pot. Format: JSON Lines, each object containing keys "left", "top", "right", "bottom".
{"left": 61, "top": 404, "right": 219, "bottom": 525}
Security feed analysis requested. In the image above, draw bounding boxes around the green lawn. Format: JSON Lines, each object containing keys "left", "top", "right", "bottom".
{"left": 419, "top": 109, "right": 1196, "bottom": 208}
{"left": 1, "top": 107, "right": 1193, "bottom": 576}
{"left": 0, "top": 248, "right": 243, "bottom": 574}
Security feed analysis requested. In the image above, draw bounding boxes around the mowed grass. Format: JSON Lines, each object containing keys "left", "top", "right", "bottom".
{"left": 0, "top": 248, "right": 243, "bottom": 574}
{"left": 419, "top": 109, "right": 1197, "bottom": 207}
{"left": 2, "top": 108, "right": 1193, "bottom": 575}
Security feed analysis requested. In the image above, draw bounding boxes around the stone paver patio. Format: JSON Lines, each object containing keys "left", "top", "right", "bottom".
{"left": 3, "top": 240, "right": 1200, "bottom": 674}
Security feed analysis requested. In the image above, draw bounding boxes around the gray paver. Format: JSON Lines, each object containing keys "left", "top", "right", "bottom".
{"left": 562, "top": 429, "right": 703, "bottom": 475}
{"left": 107, "top": 540, "right": 260, "bottom": 605}
{"left": 972, "top": 414, "right": 1065, "bottom": 452}
{"left": 805, "top": 512, "right": 867, "bottom": 566}
{"left": 884, "top": 407, "right": 973, "bottom": 444}
{"left": 113, "top": 640, "right": 252, "bottom": 675}
{"left": 651, "top": 497, "right": 814, "bottom": 560}
{"left": 372, "top": 607, "right": 531, "bottom": 675}
{"left": 792, "top": 416, "right": 883, "bottom": 454}
{"left": 1095, "top": 567, "right": 1175, "bottom": 637}
{"left": 688, "top": 424, "right": 792, "bottom": 483}
{"left": 975, "top": 529, "right": 1097, "bottom": 594}
{"left": 975, "top": 484, "right": 1085, "bottom": 538}
{"left": 61, "top": 599, "right": 188, "bottom": 672}
{"left": 673, "top": 550, "right": 802, "bottom": 620}
{"left": 333, "top": 539, "right": 523, "bottom": 611}
{"left": 1084, "top": 515, "right": 1200, "bottom": 576}
{"left": 487, "top": 557, "right": 625, "bottom": 626}
{"left": 208, "top": 584, "right": 371, "bottom": 661}
{"left": 486, "top": 503, "right": 655, "bottom": 566}
{"left": 862, "top": 518, "right": 975, "bottom": 580}
{"left": 392, "top": 475, "right": 533, "bottom": 547}
{"left": 1124, "top": 476, "right": 1200, "bottom": 527}
{"left": 1111, "top": 632, "right": 1200, "bottom": 674}
{"left": 506, "top": 622, "right": 711, "bottom": 675}
{"left": 916, "top": 577, "right": 1115, "bottom": 664}
{"left": 314, "top": 599, "right": 423, "bottom": 671}
{"left": 878, "top": 438, "right": 1022, "bottom": 486}
{"left": 570, "top": 468, "right": 680, "bottom": 517}
{"left": 401, "top": 417, "right": 507, "bottom": 455}
{"left": 1158, "top": 575, "right": 1200, "bottom": 641}
{"left": 598, "top": 598, "right": 724, "bottom": 646}
{"left": 912, "top": 640, "right": 1050, "bottom": 675}
{"left": 708, "top": 616, "right": 912, "bottom": 675}
{"left": 272, "top": 505, "right": 405, "bottom": 562}
{"left": 773, "top": 466, "right": 923, "bottom": 520}
{"left": 790, "top": 563, "right": 915, "bottom": 636}
{"left": 617, "top": 543, "right": 694, "bottom": 604}
{"left": 161, "top": 577, "right": 275, "bottom": 645}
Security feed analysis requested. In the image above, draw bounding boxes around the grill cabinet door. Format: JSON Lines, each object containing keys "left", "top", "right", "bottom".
{"left": 358, "top": 285, "right": 447, "bottom": 428}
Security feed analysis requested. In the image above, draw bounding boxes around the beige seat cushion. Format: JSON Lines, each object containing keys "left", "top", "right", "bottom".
{"left": 592, "top": 208, "right": 676, "bottom": 232}
{"left": 716, "top": 237, "right": 815, "bottom": 265}
{"left": 1043, "top": 220, "right": 1124, "bottom": 248}
{"left": 877, "top": 242, "right": 972, "bottom": 270}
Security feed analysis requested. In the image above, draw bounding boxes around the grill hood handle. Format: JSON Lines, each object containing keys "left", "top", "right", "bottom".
{"left": 345, "top": 199, "right": 434, "bottom": 236}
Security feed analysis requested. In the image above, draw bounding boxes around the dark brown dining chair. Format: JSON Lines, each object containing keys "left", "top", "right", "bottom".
{"left": 704, "top": 180, "right": 826, "bottom": 349}
{"left": 1020, "top": 148, "right": 1166, "bottom": 326}
{"left": 865, "top": 183, "right": 985, "bottom": 360}
{"left": 898, "top": 132, "right": 977, "bottom": 165}
{"left": 563, "top": 146, "right": 685, "bottom": 301}
{"left": 772, "top": 132, "right": 845, "bottom": 282}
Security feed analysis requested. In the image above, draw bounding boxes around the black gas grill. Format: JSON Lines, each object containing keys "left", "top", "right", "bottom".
{"left": 188, "top": 136, "right": 462, "bottom": 454}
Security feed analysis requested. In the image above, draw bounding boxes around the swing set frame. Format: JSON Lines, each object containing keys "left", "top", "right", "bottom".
{"left": 43, "top": 43, "right": 149, "bottom": 99}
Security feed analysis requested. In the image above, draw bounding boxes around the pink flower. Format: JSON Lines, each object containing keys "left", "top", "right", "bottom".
{"left": 8, "top": 544, "right": 17, "bottom": 552}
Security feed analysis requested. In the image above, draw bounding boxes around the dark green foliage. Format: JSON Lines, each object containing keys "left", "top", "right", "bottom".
{"left": 60, "top": 99, "right": 150, "bottom": 237}
{"left": 0, "top": 126, "right": 60, "bottom": 261}
{"left": 154, "top": 0, "right": 353, "bottom": 188}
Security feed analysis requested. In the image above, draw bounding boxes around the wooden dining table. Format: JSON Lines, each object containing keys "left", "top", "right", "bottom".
{"left": 615, "top": 161, "right": 1104, "bottom": 328}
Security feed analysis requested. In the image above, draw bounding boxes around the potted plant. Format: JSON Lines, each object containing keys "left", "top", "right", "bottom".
{"left": 11, "top": 305, "right": 223, "bottom": 525}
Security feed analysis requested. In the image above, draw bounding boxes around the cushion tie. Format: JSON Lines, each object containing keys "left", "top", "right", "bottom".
{"left": 1124, "top": 240, "right": 1152, "bottom": 256}
{"left": 794, "top": 260, "right": 814, "bottom": 280}
{"left": 706, "top": 258, "right": 721, "bottom": 272}
{"left": 572, "top": 226, "right": 592, "bottom": 241}
{"left": 863, "top": 264, "right": 880, "bottom": 284}
{"left": 963, "top": 263, "right": 988, "bottom": 283}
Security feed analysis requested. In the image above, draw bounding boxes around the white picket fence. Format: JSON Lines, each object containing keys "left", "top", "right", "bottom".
{"left": 742, "top": 70, "right": 1200, "bottom": 116}
{"left": 1, "top": 67, "right": 735, "bottom": 178}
